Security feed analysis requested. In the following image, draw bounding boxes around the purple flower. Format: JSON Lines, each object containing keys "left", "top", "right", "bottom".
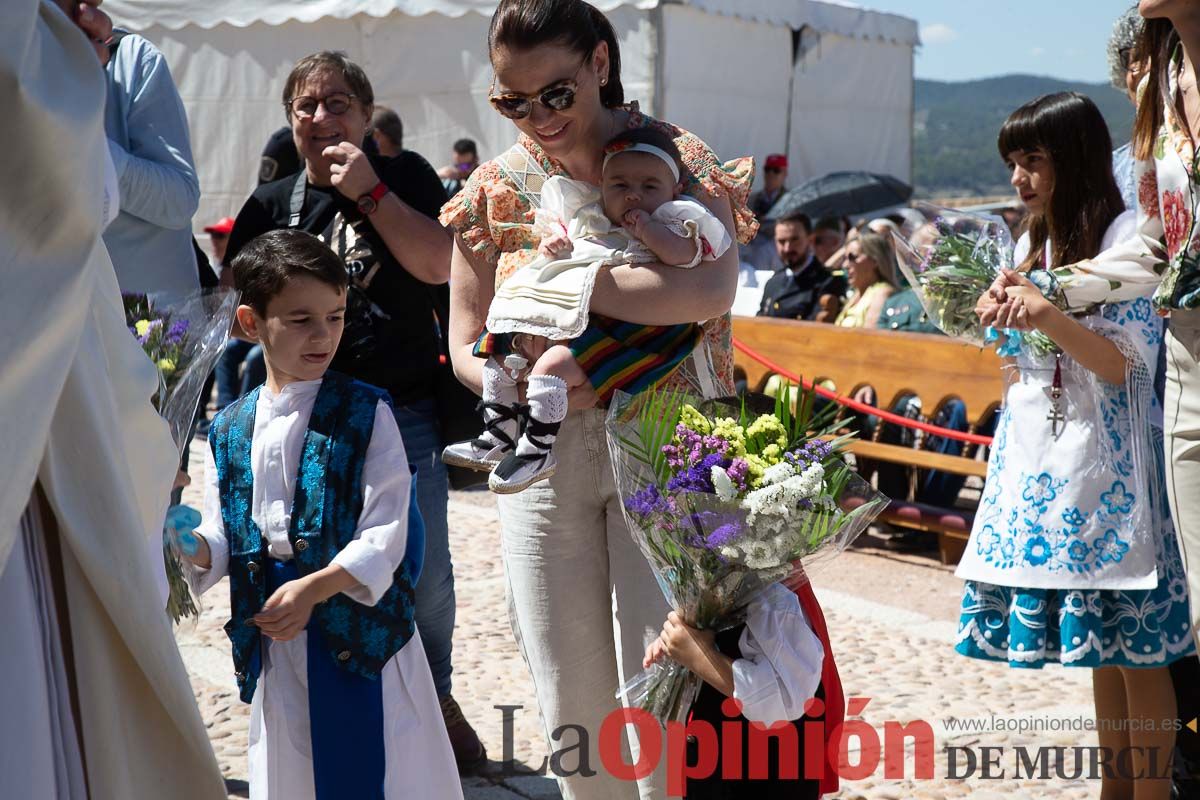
{"left": 705, "top": 521, "right": 743, "bottom": 549}
{"left": 625, "top": 484, "right": 674, "bottom": 517}
{"left": 726, "top": 459, "right": 750, "bottom": 490}
{"left": 667, "top": 453, "right": 730, "bottom": 494}
{"left": 164, "top": 319, "right": 189, "bottom": 345}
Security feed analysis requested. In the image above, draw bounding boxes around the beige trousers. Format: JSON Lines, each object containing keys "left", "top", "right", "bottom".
{"left": 1165, "top": 310, "right": 1200, "bottom": 645}
{"left": 497, "top": 408, "right": 670, "bottom": 800}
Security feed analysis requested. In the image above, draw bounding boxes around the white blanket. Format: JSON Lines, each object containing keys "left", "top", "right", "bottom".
{"left": 486, "top": 175, "right": 731, "bottom": 340}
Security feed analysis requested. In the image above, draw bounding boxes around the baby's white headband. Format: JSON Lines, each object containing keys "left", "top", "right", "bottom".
{"left": 602, "top": 142, "right": 680, "bottom": 183}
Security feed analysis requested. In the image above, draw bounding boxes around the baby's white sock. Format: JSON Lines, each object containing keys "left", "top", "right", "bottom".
{"left": 481, "top": 358, "right": 520, "bottom": 445}
{"left": 516, "top": 374, "right": 568, "bottom": 457}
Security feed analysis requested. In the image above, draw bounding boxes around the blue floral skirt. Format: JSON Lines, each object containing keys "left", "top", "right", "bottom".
{"left": 956, "top": 579, "right": 1195, "bottom": 668}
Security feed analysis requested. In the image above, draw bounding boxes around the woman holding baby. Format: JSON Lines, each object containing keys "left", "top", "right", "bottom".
{"left": 440, "top": 1, "right": 759, "bottom": 796}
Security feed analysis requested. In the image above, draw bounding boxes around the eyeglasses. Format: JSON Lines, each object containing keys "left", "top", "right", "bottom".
{"left": 286, "top": 92, "right": 358, "bottom": 119}
{"left": 764, "top": 166, "right": 784, "bottom": 174}
{"left": 489, "top": 61, "right": 586, "bottom": 120}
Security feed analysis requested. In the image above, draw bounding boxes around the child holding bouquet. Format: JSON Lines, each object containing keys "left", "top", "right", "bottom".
{"left": 181, "top": 230, "right": 461, "bottom": 799}
{"left": 645, "top": 580, "right": 841, "bottom": 798}
{"left": 954, "top": 92, "right": 1194, "bottom": 800}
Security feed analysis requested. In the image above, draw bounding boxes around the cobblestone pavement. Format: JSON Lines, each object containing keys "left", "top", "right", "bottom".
{"left": 178, "top": 439, "right": 1101, "bottom": 799}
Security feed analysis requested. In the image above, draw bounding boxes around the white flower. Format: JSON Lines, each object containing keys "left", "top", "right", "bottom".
{"left": 711, "top": 465, "right": 737, "bottom": 501}
{"left": 761, "top": 461, "right": 795, "bottom": 486}
{"left": 719, "top": 545, "right": 743, "bottom": 562}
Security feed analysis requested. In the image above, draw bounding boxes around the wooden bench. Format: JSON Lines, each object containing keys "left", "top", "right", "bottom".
{"left": 731, "top": 316, "right": 1004, "bottom": 563}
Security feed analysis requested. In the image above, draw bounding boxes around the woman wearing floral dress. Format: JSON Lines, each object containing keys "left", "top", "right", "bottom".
{"left": 439, "top": 1, "right": 757, "bottom": 797}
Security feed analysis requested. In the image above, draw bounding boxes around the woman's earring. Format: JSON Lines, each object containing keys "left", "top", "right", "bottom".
{"left": 601, "top": 76, "right": 608, "bottom": 86}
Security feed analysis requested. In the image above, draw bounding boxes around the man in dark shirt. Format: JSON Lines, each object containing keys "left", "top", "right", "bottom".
{"left": 757, "top": 211, "right": 847, "bottom": 321}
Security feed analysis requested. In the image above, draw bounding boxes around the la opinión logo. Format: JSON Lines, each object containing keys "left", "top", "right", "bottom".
{"left": 496, "top": 696, "right": 936, "bottom": 795}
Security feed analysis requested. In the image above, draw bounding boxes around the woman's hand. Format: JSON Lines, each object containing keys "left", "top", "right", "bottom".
{"left": 324, "top": 142, "right": 380, "bottom": 201}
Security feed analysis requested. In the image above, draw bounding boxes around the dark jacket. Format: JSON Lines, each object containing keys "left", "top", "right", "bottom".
{"left": 757, "top": 254, "right": 847, "bottom": 320}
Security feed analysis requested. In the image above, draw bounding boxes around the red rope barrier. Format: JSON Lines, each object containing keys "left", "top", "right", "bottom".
{"left": 732, "top": 337, "right": 995, "bottom": 447}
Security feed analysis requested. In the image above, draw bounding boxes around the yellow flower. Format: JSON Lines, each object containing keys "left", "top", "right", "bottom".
{"left": 761, "top": 443, "right": 783, "bottom": 465}
{"left": 747, "top": 414, "right": 788, "bottom": 450}
{"left": 135, "top": 319, "right": 151, "bottom": 337}
{"left": 157, "top": 358, "right": 176, "bottom": 375}
{"left": 744, "top": 453, "right": 769, "bottom": 488}
{"left": 679, "top": 405, "right": 712, "bottom": 436}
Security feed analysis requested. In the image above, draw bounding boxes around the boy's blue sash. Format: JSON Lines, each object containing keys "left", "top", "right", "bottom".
{"left": 267, "top": 558, "right": 386, "bottom": 799}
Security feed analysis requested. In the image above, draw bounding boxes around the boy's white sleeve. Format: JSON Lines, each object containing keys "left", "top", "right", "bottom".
{"left": 733, "top": 583, "right": 824, "bottom": 726}
{"left": 192, "top": 446, "right": 230, "bottom": 595}
{"left": 331, "top": 400, "right": 412, "bottom": 606}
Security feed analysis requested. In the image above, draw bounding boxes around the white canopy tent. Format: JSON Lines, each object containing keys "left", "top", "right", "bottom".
{"left": 103, "top": 0, "right": 918, "bottom": 233}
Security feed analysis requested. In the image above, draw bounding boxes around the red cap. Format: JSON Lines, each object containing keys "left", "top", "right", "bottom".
{"left": 204, "top": 216, "right": 235, "bottom": 235}
{"left": 764, "top": 154, "right": 788, "bottom": 170}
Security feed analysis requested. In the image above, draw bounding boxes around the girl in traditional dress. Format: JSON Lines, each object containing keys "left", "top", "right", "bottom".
{"left": 955, "top": 92, "right": 1194, "bottom": 800}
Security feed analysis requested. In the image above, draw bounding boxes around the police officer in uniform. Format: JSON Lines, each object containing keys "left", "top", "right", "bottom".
{"left": 757, "top": 211, "right": 847, "bottom": 321}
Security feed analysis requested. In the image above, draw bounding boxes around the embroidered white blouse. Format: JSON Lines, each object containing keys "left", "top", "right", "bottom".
{"left": 732, "top": 583, "right": 825, "bottom": 726}
{"left": 193, "top": 378, "right": 412, "bottom": 606}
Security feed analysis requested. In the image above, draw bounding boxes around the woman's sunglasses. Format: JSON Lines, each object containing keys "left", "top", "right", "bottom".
{"left": 489, "top": 62, "right": 587, "bottom": 120}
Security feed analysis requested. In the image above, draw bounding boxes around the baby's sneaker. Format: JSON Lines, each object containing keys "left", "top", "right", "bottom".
{"left": 488, "top": 448, "right": 558, "bottom": 494}
{"left": 441, "top": 402, "right": 522, "bottom": 471}
{"left": 442, "top": 435, "right": 510, "bottom": 471}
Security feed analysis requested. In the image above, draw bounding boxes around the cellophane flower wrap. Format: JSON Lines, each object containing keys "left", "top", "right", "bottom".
{"left": 123, "top": 289, "right": 239, "bottom": 623}
{"left": 606, "top": 386, "right": 886, "bottom": 727}
{"left": 891, "top": 203, "right": 1056, "bottom": 358}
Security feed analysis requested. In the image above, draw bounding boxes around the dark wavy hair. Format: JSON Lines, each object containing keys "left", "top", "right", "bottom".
{"left": 488, "top": 0, "right": 625, "bottom": 108}
{"left": 997, "top": 92, "right": 1124, "bottom": 270}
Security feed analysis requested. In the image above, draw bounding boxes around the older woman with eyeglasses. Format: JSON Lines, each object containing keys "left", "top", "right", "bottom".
{"left": 222, "top": 51, "right": 493, "bottom": 772}
{"left": 438, "top": 1, "right": 759, "bottom": 797}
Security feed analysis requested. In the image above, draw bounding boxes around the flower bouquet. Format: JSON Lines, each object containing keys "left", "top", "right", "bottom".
{"left": 607, "top": 385, "right": 886, "bottom": 726}
{"left": 891, "top": 204, "right": 1056, "bottom": 358}
{"left": 124, "top": 289, "right": 239, "bottom": 622}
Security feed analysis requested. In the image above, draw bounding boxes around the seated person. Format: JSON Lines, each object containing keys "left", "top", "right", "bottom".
{"left": 758, "top": 211, "right": 846, "bottom": 321}
{"left": 835, "top": 233, "right": 898, "bottom": 328}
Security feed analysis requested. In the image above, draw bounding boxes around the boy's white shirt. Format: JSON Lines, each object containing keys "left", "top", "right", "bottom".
{"left": 193, "top": 377, "right": 412, "bottom": 604}
{"left": 731, "top": 582, "right": 825, "bottom": 726}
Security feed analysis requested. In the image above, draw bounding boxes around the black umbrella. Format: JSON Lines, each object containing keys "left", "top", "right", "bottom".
{"left": 765, "top": 171, "right": 913, "bottom": 221}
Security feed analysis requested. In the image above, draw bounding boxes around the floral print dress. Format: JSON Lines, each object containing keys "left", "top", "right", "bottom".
{"left": 955, "top": 220, "right": 1195, "bottom": 668}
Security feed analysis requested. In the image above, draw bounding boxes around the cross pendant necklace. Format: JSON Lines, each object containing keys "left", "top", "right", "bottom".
{"left": 1046, "top": 353, "right": 1065, "bottom": 438}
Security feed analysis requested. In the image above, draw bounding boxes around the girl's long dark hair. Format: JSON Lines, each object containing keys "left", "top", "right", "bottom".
{"left": 488, "top": 0, "right": 625, "bottom": 108}
{"left": 1132, "top": 17, "right": 1175, "bottom": 160}
{"left": 997, "top": 92, "right": 1124, "bottom": 270}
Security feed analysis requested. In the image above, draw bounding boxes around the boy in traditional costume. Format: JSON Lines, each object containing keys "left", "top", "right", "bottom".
{"left": 184, "top": 229, "right": 462, "bottom": 799}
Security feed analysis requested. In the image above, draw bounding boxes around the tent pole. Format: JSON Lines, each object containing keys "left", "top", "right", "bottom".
{"left": 649, "top": 3, "right": 665, "bottom": 118}
{"left": 784, "top": 27, "right": 803, "bottom": 170}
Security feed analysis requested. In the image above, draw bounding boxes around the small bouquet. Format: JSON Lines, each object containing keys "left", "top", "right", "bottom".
{"left": 124, "top": 289, "right": 239, "bottom": 622}
{"left": 891, "top": 204, "right": 1056, "bottom": 358}
{"left": 607, "top": 386, "right": 886, "bottom": 726}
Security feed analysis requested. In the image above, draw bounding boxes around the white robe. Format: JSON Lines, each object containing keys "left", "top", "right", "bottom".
{"left": 0, "top": 3, "right": 226, "bottom": 798}
{"left": 193, "top": 380, "right": 463, "bottom": 800}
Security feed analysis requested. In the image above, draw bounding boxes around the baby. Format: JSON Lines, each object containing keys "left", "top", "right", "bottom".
{"left": 443, "top": 127, "right": 732, "bottom": 493}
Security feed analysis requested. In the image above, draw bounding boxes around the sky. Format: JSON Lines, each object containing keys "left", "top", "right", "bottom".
{"left": 855, "top": 0, "right": 1138, "bottom": 84}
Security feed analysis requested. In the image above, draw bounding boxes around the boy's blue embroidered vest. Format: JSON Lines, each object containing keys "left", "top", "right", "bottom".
{"left": 209, "top": 372, "right": 418, "bottom": 703}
